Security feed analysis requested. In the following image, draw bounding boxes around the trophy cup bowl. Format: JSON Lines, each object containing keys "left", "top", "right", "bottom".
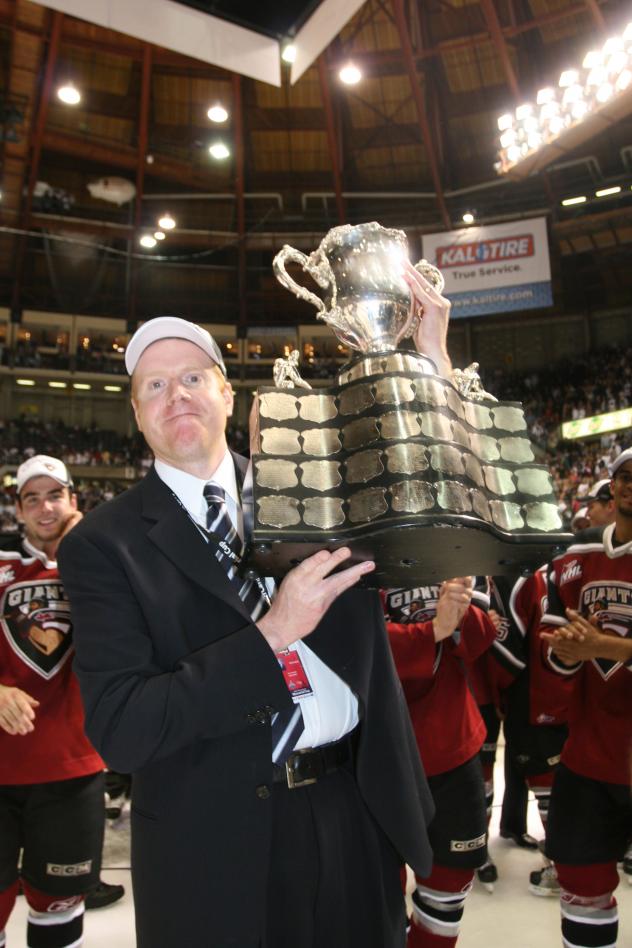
{"left": 273, "top": 221, "right": 442, "bottom": 354}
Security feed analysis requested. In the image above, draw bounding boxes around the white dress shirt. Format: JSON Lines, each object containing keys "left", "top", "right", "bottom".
{"left": 155, "top": 454, "right": 359, "bottom": 749}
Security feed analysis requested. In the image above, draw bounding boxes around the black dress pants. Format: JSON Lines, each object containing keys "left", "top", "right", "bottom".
{"left": 262, "top": 764, "right": 406, "bottom": 948}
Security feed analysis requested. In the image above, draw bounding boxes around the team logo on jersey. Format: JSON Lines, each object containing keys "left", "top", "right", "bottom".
{"left": 560, "top": 560, "right": 582, "bottom": 585}
{"left": 580, "top": 581, "right": 632, "bottom": 680}
{"left": 384, "top": 585, "right": 440, "bottom": 623}
{"left": 1, "top": 579, "right": 73, "bottom": 679}
{"left": 0, "top": 564, "right": 16, "bottom": 584}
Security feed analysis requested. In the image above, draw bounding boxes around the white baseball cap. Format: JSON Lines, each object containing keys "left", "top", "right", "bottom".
{"left": 585, "top": 478, "right": 613, "bottom": 502}
{"left": 17, "top": 455, "right": 73, "bottom": 494}
{"left": 610, "top": 447, "right": 632, "bottom": 476}
{"left": 124, "top": 316, "right": 227, "bottom": 376}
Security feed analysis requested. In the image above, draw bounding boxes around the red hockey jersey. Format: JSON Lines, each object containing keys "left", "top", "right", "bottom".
{"left": 493, "top": 568, "right": 574, "bottom": 727}
{"left": 540, "top": 524, "right": 632, "bottom": 786}
{"left": 383, "top": 580, "right": 497, "bottom": 777}
{"left": 0, "top": 538, "right": 103, "bottom": 784}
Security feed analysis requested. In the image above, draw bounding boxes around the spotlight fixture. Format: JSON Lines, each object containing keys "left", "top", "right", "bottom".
{"left": 139, "top": 234, "right": 157, "bottom": 249}
{"left": 209, "top": 141, "right": 231, "bottom": 160}
{"left": 282, "top": 43, "right": 297, "bottom": 64}
{"left": 57, "top": 83, "right": 81, "bottom": 105}
{"left": 561, "top": 196, "right": 587, "bottom": 206}
{"left": 48, "top": 381, "right": 67, "bottom": 389}
{"left": 158, "top": 213, "right": 176, "bottom": 230}
{"left": 595, "top": 186, "right": 622, "bottom": 197}
{"left": 207, "top": 104, "right": 228, "bottom": 123}
{"left": 16, "top": 379, "right": 35, "bottom": 386}
{"left": 73, "top": 383, "right": 91, "bottom": 390}
{"left": 497, "top": 22, "right": 632, "bottom": 177}
{"left": 462, "top": 212, "right": 475, "bottom": 225}
{"left": 154, "top": 231, "right": 166, "bottom": 240}
{"left": 104, "top": 385, "right": 123, "bottom": 392}
{"left": 339, "top": 63, "right": 362, "bottom": 85}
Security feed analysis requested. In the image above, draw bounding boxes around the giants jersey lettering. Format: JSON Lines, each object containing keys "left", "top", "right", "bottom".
{"left": 540, "top": 524, "right": 632, "bottom": 786}
{"left": 383, "top": 578, "right": 496, "bottom": 776}
{"left": 0, "top": 539, "right": 103, "bottom": 785}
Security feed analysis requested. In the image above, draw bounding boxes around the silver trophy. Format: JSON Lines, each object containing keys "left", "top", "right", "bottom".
{"left": 245, "top": 222, "right": 570, "bottom": 586}
{"left": 273, "top": 221, "right": 444, "bottom": 355}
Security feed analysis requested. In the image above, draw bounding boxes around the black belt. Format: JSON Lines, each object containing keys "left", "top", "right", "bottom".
{"left": 273, "top": 732, "right": 355, "bottom": 790}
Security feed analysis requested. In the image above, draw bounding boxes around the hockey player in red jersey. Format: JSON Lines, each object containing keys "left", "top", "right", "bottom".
{"left": 384, "top": 576, "right": 497, "bottom": 946}
{"left": 490, "top": 568, "right": 575, "bottom": 896}
{"left": 540, "top": 447, "right": 632, "bottom": 948}
{"left": 0, "top": 457, "right": 107, "bottom": 948}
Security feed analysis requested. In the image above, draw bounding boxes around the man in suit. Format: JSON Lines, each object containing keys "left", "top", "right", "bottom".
{"left": 58, "top": 264, "right": 447, "bottom": 947}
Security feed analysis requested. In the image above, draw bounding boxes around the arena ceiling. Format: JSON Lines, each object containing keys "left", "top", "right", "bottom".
{"left": 0, "top": 0, "right": 631, "bottom": 329}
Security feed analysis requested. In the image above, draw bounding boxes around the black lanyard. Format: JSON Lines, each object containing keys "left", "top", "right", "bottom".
{"left": 167, "top": 477, "right": 272, "bottom": 607}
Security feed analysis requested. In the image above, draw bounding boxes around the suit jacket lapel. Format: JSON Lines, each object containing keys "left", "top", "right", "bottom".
{"left": 139, "top": 466, "right": 254, "bottom": 622}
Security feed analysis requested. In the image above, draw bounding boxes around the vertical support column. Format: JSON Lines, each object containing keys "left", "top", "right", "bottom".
{"left": 318, "top": 55, "right": 346, "bottom": 224}
{"left": 391, "top": 0, "right": 451, "bottom": 229}
{"left": 11, "top": 10, "right": 63, "bottom": 315}
{"left": 128, "top": 43, "right": 152, "bottom": 324}
{"left": 479, "top": 0, "right": 521, "bottom": 101}
{"left": 232, "top": 74, "right": 247, "bottom": 336}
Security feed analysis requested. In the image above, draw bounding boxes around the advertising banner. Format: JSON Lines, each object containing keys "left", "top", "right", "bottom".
{"left": 421, "top": 217, "right": 552, "bottom": 318}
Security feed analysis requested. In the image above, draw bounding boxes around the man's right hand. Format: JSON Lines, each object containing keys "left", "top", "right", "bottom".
{"left": 432, "top": 577, "right": 473, "bottom": 642}
{"left": 257, "top": 547, "right": 375, "bottom": 652}
{"left": 0, "top": 684, "right": 39, "bottom": 736}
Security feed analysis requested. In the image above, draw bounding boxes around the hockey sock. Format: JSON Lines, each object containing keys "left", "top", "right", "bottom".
{"left": 527, "top": 771, "right": 554, "bottom": 835}
{"left": 0, "top": 880, "right": 20, "bottom": 943}
{"left": 556, "top": 862, "right": 619, "bottom": 948}
{"left": 22, "top": 883, "right": 84, "bottom": 948}
{"left": 409, "top": 865, "right": 474, "bottom": 947}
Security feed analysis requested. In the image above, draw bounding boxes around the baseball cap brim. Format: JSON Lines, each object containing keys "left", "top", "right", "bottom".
{"left": 124, "top": 316, "right": 227, "bottom": 376}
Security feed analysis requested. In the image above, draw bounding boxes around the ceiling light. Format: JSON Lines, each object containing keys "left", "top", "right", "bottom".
{"left": 282, "top": 43, "right": 297, "bottom": 64}
{"left": 595, "top": 186, "right": 621, "bottom": 197}
{"left": 57, "top": 83, "right": 81, "bottom": 105}
{"left": 339, "top": 63, "right": 362, "bottom": 85}
{"left": 139, "top": 234, "right": 157, "bottom": 249}
{"left": 158, "top": 213, "right": 176, "bottom": 230}
{"left": 104, "top": 385, "right": 122, "bottom": 392}
{"left": 561, "top": 196, "right": 587, "bottom": 206}
{"left": 497, "top": 20, "right": 632, "bottom": 177}
{"left": 536, "top": 87, "right": 556, "bottom": 105}
{"left": 595, "top": 82, "right": 614, "bottom": 102}
{"left": 209, "top": 141, "right": 230, "bottom": 160}
{"left": 207, "top": 104, "right": 228, "bottom": 123}
{"left": 16, "top": 378, "right": 35, "bottom": 386}
{"left": 462, "top": 212, "right": 475, "bottom": 224}
{"left": 73, "top": 383, "right": 91, "bottom": 390}
{"left": 48, "top": 381, "right": 67, "bottom": 388}
{"left": 153, "top": 231, "right": 166, "bottom": 240}
{"left": 559, "top": 70, "right": 579, "bottom": 87}
{"left": 583, "top": 50, "right": 602, "bottom": 69}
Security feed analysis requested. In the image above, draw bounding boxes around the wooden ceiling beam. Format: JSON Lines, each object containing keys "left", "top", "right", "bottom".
{"left": 392, "top": 0, "right": 450, "bottom": 229}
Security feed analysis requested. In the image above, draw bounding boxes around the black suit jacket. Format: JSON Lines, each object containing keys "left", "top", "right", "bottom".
{"left": 59, "top": 463, "right": 434, "bottom": 948}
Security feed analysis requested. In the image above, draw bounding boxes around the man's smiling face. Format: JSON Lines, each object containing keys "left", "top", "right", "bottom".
{"left": 131, "top": 337, "right": 234, "bottom": 472}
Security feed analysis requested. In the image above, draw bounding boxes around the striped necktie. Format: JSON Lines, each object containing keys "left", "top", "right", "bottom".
{"left": 203, "top": 482, "right": 304, "bottom": 763}
{"left": 203, "top": 482, "right": 267, "bottom": 622}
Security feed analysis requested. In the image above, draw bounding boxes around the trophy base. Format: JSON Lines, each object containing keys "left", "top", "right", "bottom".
{"left": 246, "top": 519, "right": 570, "bottom": 587}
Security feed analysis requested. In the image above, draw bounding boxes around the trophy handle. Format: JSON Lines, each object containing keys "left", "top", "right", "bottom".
{"left": 273, "top": 245, "right": 331, "bottom": 313}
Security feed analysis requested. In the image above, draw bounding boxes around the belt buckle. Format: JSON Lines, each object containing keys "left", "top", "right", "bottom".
{"left": 285, "top": 749, "right": 318, "bottom": 790}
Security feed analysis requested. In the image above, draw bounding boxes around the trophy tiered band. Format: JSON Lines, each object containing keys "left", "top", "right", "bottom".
{"left": 246, "top": 222, "right": 570, "bottom": 586}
